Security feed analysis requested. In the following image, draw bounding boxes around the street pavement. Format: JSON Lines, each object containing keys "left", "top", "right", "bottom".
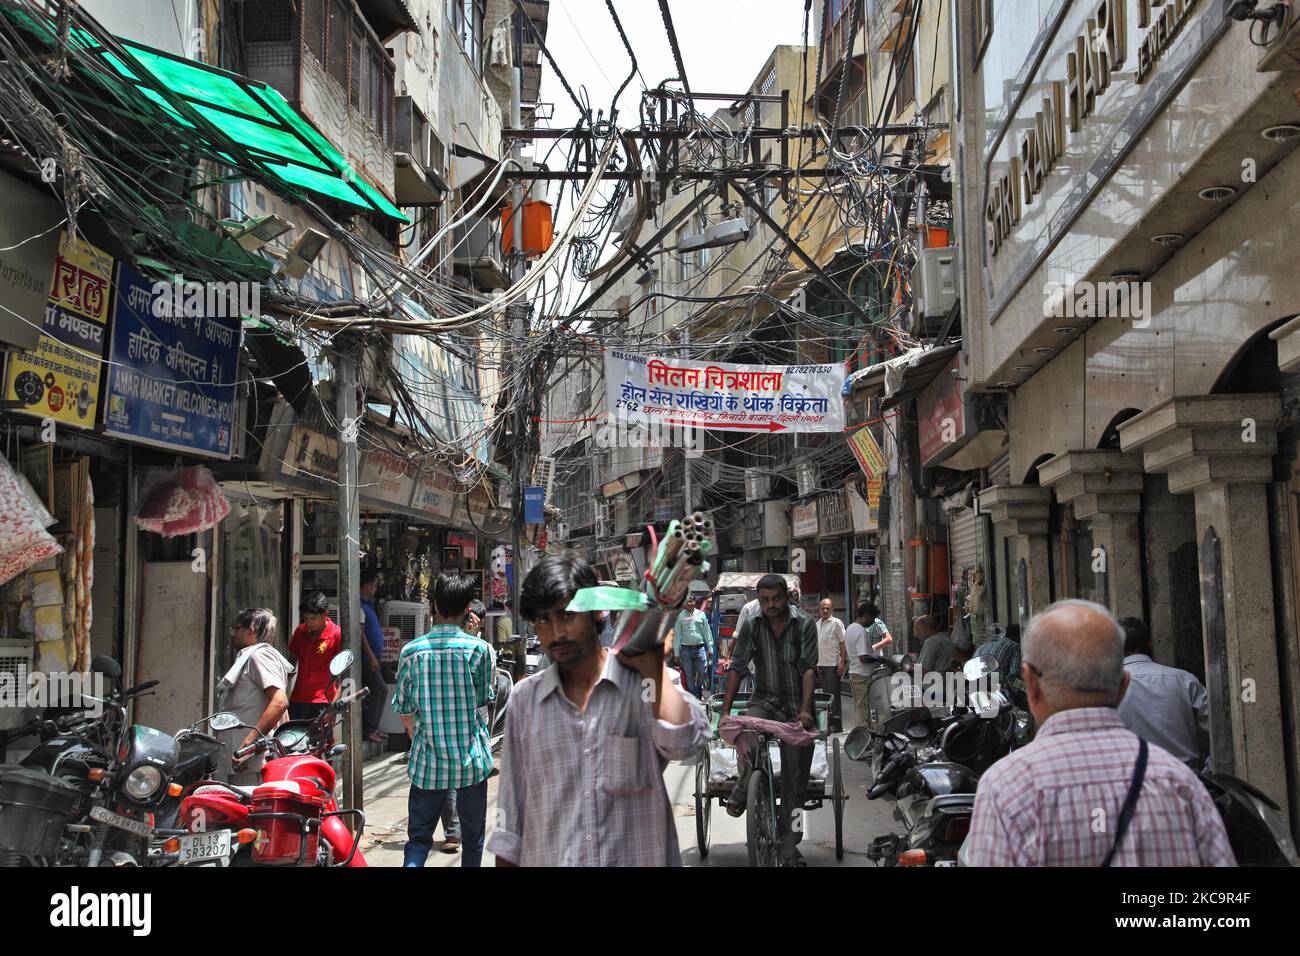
{"left": 359, "top": 686, "right": 898, "bottom": 867}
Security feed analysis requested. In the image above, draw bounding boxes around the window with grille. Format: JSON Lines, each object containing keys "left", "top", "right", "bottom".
{"left": 304, "top": 0, "right": 326, "bottom": 61}
{"left": 744, "top": 66, "right": 777, "bottom": 127}
{"left": 243, "top": 0, "right": 293, "bottom": 42}
{"left": 326, "top": 0, "right": 350, "bottom": 87}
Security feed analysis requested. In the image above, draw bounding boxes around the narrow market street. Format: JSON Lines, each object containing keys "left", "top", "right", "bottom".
{"left": 359, "top": 689, "right": 897, "bottom": 868}
{"left": 0, "top": 0, "right": 1296, "bottom": 917}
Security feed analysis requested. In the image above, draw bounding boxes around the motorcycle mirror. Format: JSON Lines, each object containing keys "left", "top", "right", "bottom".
{"left": 963, "top": 656, "right": 998, "bottom": 682}
{"left": 208, "top": 712, "right": 242, "bottom": 732}
{"left": 91, "top": 656, "right": 122, "bottom": 680}
{"left": 329, "top": 649, "right": 355, "bottom": 677}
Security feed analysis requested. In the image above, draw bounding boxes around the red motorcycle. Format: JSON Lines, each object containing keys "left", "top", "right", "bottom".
{"left": 175, "top": 652, "right": 369, "bottom": 867}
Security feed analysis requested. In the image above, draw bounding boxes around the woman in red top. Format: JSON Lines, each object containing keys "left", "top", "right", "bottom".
{"left": 287, "top": 591, "right": 343, "bottom": 720}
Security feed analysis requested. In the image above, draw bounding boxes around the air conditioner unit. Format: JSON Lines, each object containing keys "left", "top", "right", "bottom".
{"left": 535, "top": 456, "right": 556, "bottom": 504}
{"left": 797, "top": 463, "right": 818, "bottom": 498}
{"left": 383, "top": 601, "right": 430, "bottom": 645}
{"left": 555, "top": 522, "right": 570, "bottom": 541}
{"left": 913, "top": 246, "right": 958, "bottom": 321}
{"left": 745, "top": 468, "right": 770, "bottom": 502}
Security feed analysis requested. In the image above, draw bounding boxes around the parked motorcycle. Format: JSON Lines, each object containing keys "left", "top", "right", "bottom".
{"left": 867, "top": 658, "right": 1028, "bottom": 866}
{"left": 174, "top": 650, "right": 368, "bottom": 867}
{"left": 0, "top": 655, "right": 203, "bottom": 867}
{"left": 488, "top": 645, "right": 515, "bottom": 748}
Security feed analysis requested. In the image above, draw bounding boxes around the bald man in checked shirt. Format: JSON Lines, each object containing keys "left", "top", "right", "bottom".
{"left": 965, "top": 599, "right": 1233, "bottom": 867}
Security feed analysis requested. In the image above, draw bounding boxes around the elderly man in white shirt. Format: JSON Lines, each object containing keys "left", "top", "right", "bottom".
{"left": 814, "top": 598, "right": 847, "bottom": 732}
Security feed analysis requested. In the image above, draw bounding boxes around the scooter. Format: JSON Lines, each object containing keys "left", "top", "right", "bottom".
{"left": 174, "top": 650, "right": 369, "bottom": 867}
{"left": 867, "top": 659, "right": 1027, "bottom": 867}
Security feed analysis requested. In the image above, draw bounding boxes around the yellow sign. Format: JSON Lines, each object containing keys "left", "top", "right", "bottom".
{"left": 4, "top": 233, "right": 113, "bottom": 428}
{"left": 848, "top": 424, "right": 886, "bottom": 481}
{"left": 867, "top": 479, "right": 881, "bottom": 509}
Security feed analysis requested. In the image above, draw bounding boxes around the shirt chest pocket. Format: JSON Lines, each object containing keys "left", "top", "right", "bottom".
{"left": 597, "top": 734, "right": 649, "bottom": 796}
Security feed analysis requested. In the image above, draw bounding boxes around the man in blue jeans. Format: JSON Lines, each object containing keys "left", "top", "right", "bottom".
{"left": 671, "top": 594, "right": 715, "bottom": 699}
{"left": 393, "top": 572, "right": 494, "bottom": 866}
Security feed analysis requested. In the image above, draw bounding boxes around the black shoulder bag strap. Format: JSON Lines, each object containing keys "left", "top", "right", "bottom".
{"left": 1102, "top": 738, "right": 1149, "bottom": 867}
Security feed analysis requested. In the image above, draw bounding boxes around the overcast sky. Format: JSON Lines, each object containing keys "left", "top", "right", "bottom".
{"left": 538, "top": 0, "right": 808, "bottom": 133}
{"left": 532, "top": 1, "right": 808, "bottom": 315}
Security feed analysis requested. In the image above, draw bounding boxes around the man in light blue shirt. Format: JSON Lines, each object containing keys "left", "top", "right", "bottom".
{"left": 672, "top": 594, "right": 714, "bottom": 699}
{"left": 1117, "top": 617, "right": 1211, "bottom": 773}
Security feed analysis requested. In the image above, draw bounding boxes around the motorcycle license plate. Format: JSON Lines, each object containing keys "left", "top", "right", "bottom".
{"left": 178, "top": 830, "right": 231, "bottom": 864}
{"left": 934, "top": 860, "right": 957, "bottom": 867}
{"left": 90, "top": 805, "right": 154, "bottom": 837}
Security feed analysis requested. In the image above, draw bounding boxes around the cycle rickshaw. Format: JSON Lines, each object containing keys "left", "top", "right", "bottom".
{"left": 693, "top": 690, "right": 847, "bottom": 866}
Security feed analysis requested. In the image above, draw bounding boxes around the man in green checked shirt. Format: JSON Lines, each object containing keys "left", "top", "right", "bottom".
{"left": 393, "top": 572, "right": 495, "bottom": 867}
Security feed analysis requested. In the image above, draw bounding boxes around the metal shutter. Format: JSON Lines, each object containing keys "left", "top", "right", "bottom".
{"left": 948, "top": 506, "right": 980, "bottom": 577}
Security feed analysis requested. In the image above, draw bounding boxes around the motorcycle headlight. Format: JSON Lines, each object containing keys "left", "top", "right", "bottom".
{"left": 124, "top": 765, "right": 163, "bottom": 800}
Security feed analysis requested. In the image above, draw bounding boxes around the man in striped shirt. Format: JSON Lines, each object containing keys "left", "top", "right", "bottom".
{"left": 965, "top": 599, "right": 1233, "bottom": 867}
{"left": 721, "top": 574, "right": 819, "bottom": 865}
{"left": 393, "top": 572, "right": 495, "bottom": 867}
{"left": 487, "top": 554, "right": 709, "bottom": 866}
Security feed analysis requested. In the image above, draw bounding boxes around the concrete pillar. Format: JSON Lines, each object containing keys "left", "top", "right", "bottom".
{"left": 978, "top": 485, "right": 1052, "bottom": 625}
{"left": 1119, "top": 395, "right": 1287, "bottom": 814}
{"left": 1089, "top": 512, "right": 1144, "bottom": 621}
{"left": 1038, "top": 450, "right": 1145, "bottom": 621}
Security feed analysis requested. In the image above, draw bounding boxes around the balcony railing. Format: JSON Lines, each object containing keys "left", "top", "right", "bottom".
{"left": 242, "top": 0, "right": 396, "bottom": 199}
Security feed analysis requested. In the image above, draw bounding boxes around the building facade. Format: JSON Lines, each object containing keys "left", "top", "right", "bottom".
{"left": 951, "top": 0, "right": 1300, "bottom": 829}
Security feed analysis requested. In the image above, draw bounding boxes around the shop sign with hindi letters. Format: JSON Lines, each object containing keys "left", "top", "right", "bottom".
{"left": 3, "top": 232, "right": 112, "bottom": 429}
{"left": 102, "top": 262, "right": 241, "bottom": 457}
{"left": 604, "top": 350, "right": 845, "bottom": 434}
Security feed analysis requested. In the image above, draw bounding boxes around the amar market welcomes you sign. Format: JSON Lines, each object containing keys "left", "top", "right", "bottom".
{"left": 102, "top": 263, "right": 241, "bottom": 457}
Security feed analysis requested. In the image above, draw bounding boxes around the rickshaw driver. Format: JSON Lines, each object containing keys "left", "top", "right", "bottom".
{"left": 719, "top": 573, "right": 819, "bottom": 866}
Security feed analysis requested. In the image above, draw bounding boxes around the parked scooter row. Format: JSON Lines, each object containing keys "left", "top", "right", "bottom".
{"left": 865, "top": 656, "right": 1029, "bottom": 866}
{"left": 0, "top": 650, "right": 370, "bottom": 867}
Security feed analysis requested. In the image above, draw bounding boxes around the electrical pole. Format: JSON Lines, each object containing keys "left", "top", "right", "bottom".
{"left": 334, "top": 339, "right": 363, "bottom": 815}
{"left": 509, "top": 63, "right": 527, "bottom": 637}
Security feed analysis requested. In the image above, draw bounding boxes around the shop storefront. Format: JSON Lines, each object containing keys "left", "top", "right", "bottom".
{"left": 957, "top": 0, "right": 1300, "bottom": 821}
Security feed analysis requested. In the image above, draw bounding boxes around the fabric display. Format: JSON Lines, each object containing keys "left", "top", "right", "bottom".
{"left": 135, "top": 464, "right": 231, "bottom": 536}
{"left": 0, "top": 455, "right": 63, "bottom": 585}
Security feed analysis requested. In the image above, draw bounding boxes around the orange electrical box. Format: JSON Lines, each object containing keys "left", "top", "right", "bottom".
{"left": 919, "top": 225, "right": 950, "bottom": 248}
{"left": 501, "top": 200, "right": 554, "bottom": 258}
{"left": 928, "top": 543, "right": 949, "bottom": 598}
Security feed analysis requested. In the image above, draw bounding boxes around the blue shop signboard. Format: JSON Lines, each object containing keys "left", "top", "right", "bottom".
{"left": 103, "top": 263, "right": 242, "bottom": 457}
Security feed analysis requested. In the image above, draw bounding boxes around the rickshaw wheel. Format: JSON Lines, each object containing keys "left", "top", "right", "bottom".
{"left": 694, "top": 749, "right": 711, "bottom": 856}
{"left": 833, "top": 736, "right": 845, "bottom": 861}
{"left": 747, "top": 768, "right": 779, "bottom": 868}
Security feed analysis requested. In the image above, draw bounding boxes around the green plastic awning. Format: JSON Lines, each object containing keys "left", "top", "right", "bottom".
{"left": 4, "top": 7, "right": 408, "bottom": 222}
